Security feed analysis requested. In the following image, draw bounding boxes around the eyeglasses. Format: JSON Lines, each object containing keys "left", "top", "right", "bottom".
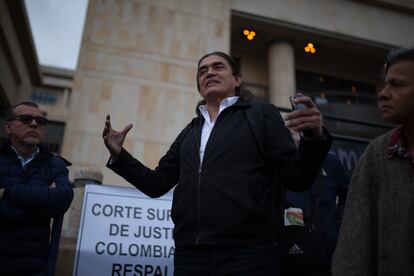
{"left": 8, "top": 115, "right": 48, "bottom": 126}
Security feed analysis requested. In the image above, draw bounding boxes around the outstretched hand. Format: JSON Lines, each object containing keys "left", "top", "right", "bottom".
{"left": 284, "top": 93, "right": 324, "bottom": 140}
{"left": 102, "top": 114, "right": 133, "bottom": 158}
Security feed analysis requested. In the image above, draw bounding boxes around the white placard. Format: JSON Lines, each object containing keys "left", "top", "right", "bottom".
{"left": 73, "top": 184, "right": 174, "bottom": 276}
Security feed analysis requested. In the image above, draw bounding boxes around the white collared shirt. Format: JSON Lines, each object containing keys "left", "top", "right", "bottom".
{"left": 11, "top": 145, "right": 40, "bottom": 169}
{"left": 198, "top": 96, "right": 239, "bottom": 162}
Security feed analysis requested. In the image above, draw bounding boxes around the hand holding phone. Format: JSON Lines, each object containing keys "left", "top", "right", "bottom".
{"left": 289, "top": 95, "right": 313, "bottom": 137}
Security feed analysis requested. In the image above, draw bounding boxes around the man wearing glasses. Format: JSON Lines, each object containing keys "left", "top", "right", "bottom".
{"left": 0, "top": 102, "right": 73, "bottom": 275}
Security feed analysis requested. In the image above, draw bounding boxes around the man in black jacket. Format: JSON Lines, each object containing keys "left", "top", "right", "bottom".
{"left": 102, "top": 51, "right": 331, "bottom": 275}
{"left": 0, "top": 102, "right": 74, "bottom": 275}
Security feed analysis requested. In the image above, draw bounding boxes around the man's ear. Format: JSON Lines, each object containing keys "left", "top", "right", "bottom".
{"left": 234, "top": 75, "right": 242, "bottom": 88}
{"left": 4, "top": 122, "right": 11, "bottom": 135}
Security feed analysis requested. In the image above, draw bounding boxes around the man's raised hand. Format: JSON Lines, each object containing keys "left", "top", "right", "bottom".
{"left": 102, "top": 114, "right": 133, "bottom": 158}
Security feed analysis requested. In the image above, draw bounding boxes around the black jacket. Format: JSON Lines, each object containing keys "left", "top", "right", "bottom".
{"left": 285, "top": 151, "right": 350, "bottom": 269}
{"left": 0, "top": 141, "right": 74, "bottom": 274}
{"left": 108, "top": 100, "right": 332, "bottom": 247}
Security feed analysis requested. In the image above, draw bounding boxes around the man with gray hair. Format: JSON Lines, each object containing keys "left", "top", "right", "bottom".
{"left": 333, "top": 47, "right": 414, "bottom": 275}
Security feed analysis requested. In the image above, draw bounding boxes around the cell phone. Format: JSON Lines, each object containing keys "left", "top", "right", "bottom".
{"left": 289, "top": 95, "right": 313, "bottom": 137}
{"left": 289, "top": 95, "right": 306, "bottom": 111}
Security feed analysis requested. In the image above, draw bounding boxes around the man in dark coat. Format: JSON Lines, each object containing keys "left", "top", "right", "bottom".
{"left": 0, "top": 102, "right": 74, "bottom": 275}
{"left": 102, "top": 51, "right": 332, "bottom": 275}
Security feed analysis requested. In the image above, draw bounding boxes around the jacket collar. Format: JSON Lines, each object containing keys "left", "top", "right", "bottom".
{"left": 0, "top": 139, "right": 53, "bottom": 161}
{"left": 195, "top": 97, "right": 252, "bottom": 117}
{"left": 233, "top": 97, "right": 252, "bottom": 108}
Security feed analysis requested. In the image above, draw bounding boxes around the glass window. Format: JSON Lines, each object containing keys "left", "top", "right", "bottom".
{"left": 30, "top": 90, "right": 58, "bottom": 105}
{"left": 296, "top": 70, "right": 377, "bottom": 105}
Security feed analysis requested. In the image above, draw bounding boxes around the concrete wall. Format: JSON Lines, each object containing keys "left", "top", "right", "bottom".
{"left": 61, "top": 0, "right": 231, "bottom": 186}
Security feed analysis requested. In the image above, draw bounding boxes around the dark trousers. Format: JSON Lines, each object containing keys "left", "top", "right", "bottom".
{"left": 174, "top": 243, "right": 279, "bottom": 276}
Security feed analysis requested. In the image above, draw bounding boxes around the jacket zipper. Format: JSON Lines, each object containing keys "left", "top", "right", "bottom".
{"left": 196, "top": 162, "right": 202, "bottom": 244}
{"left": 193, "top": 127, "right": 202, "bottom": 244}
{"left": 193, "top": 106, "right": 236, "bottom": 244}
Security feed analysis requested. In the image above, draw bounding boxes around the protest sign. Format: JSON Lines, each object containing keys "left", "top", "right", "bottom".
{"left": 73, "top": 184, "right": 174, "bottom": 276}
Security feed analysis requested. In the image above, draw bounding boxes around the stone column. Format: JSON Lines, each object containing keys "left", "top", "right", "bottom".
{"left": 55, "top": 168, "right": 103, "bottom": 276}
{"left": 268, "top": 41, "right": 296, "bottom": 109}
